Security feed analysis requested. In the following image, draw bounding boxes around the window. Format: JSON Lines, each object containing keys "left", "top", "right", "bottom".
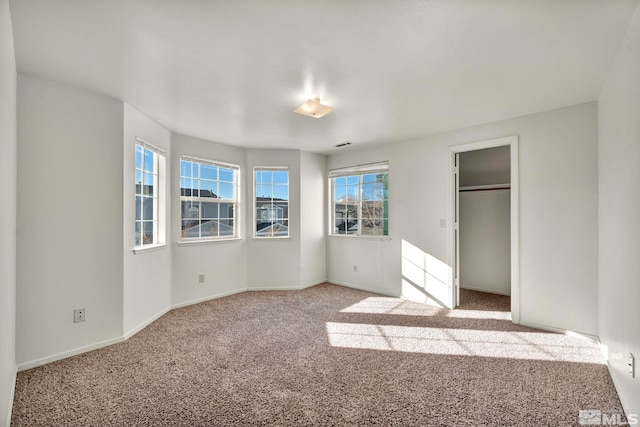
{"left": 254, "top": 167, "right": 289, "bottom": 238}
{"left": 180, "top": 157, "right": 239, "bottom": 240}
{"left": 135, "top": 143, "right": 164, "bottom": 247}
{"left": 330, "top": 162, "right": 389, "bottom": 236}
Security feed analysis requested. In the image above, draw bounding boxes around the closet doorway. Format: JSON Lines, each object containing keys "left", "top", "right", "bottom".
{"left": 450, "top": 136, "right": 520, "bottom": 323}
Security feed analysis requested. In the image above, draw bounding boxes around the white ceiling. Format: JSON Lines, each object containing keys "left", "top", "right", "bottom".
{"left": 9, "top": 0, "right": 638, "bottom": 153}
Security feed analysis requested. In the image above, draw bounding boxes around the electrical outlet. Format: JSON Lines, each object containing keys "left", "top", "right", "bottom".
{"left": 440, "top": 219, "right": 446, "bottom": 228}
{"left": 198, "top": 274, "right": 205, "bottom": 283}
{"left": 353, "top": 265, "right": 358, "bottom": 273}
{"left": 74, "top": 308, "right": 85, "bottom": 323}
{"left": 629, "top": 353, "right": 635, "bottom": 378}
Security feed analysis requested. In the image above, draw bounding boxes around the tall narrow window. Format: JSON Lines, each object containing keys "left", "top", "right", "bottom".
{"left": 180, "top": 157, "right": 239, "bottom": 240}
{"left": 254, "top": 167, "right": 289, "bottom": 238}
{"left": 330, "top": 162, "right": 389, "bottom": 236}
{"left": 135, "top": 143, "right": 162, "bottom": 247}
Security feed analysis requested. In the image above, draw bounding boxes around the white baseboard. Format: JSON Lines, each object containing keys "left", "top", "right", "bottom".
{"left": 326, "top": 279, "right": 399, "bottom": 298}
{"left": 519, "top": 320, "right": 599, "bottom": 342}
{"left": 602, "top": 353, "right": 633, "bottom": 418}
{"left": 247, "top": 280, "right": 325, "bottom": 292}
{"left": 5, "top": 366, "right": 16, "bottom": 426}
{"left": 17, "top": 336, "right": 124, "bottom": 372}
{"left": 460, "top": 285, "right": 511, "bottom": 296}
{"left": 124, "top": 306, "right": 172, "bottom": 340}
{"left": 171, "top": 288, "right": 247, "bottom": 310}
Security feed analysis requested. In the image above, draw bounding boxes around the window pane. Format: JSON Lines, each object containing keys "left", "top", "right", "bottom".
{"left": 274, "top": 202, "right": 288, "bottom": 220}
{"left": 135, "top": 196, "right": 142, "bottom": 221}
{"left": 180, "top": 178, "right": 191, "bottom": 197}
{"left": 346, "top": 185, "right": 358, "bottom": 202}
{"left": 135, "top": 170, "right": 142, "bottom": 189}
{"left": 142, "top": 221, "right": 154, "bottom": 244}
{"left": 345, "top": 204, "right": 358, "bottom": 234}
{"left": 182, "top": 201, "right": 200, "bottom": 219}
{"left": 200, "top": 164, "right": 217, "bottom": 180}
{"left": 335, "top": 177, "right": 346, "bottom": 186}
{"left": 260, "top": 171, "right": 273, "bottom": 185}
{"left": 201, "top": 202, "right": 218, "bottom": 219}
{"left": 219, "top": 182, "right": 234, "bottom": 199}
{"left": 361, "top": 218, "right": 384, "bottom": 236}
{"left": 143, "top": 197, "right": 154, "bottom": 220}
{"left": 135, "top": 222, "right": 141, "bottom": 246}
{"left": 135, "top": 145, "right": 143, "bottom": 169}
{"left": 143, "top": 149, "right": 155, "bottom": 173}
{"left": 143, "top": 172, "right": 154, "bottom": 196}
{"left": 201, "top": 220, "right": 218, "bottom": 238}
{"left": 362, "top": 200, "right": 383, "bottom": 218}
{"left": 181, "top": 220, "right": 200, "bottom": 238}
{"left": 200, "top": 180, "right": 217, "bottom": 198}
{"left": 256, "top": 185, "right": 272, "bottom": 199}
{"left": 273, "top": 185, "right": 288, "bottom": 201}
{"left": 273, "top": 171, "right": 288, "bottom": 184}
{"left": 362, "top": 183, "right": 377, "bottom": 201}
{"left": 346, "top": 175, "right": 358, "bottom": 185}
{"left": 362, "top": 173, "right": 378, "bottom": 184}
{"left": 220, "top": 168, "right": 234, "bottom": 182}
{"left": 219, "top": 203, "right": 233, "bottom": 219}
{"left": 180, "top": 160, "right": 191, "bottom": 178}
{"left": 219, "top": 219, "right": 234, "bottom": 236}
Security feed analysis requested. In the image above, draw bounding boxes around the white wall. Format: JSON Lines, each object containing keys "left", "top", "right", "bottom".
{"left": 171, "top": 133, "right": 248, "bottom": 307}
{"left": 299, "top": 151, "right": 326, "bottom": 287}
{"left": 0, "top": 0, "right": 17, "bottom": 423}
{"left": 16, "top": 74, "right": 124, "bottom": 368}
{"left": 123, "top": 104, "right": 172, "bottom": 337}
{"left": 598, "top": 1, "right": 640, "bottom": 415}
{"left": 459, "top": 189, "right": 511, "bottom": 295}
{"left": 327, "top": 102, "right": 599, "bottom": 335}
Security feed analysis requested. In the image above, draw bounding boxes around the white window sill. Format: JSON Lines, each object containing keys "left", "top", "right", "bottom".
{"left": 328, "top": 234, "right": 392, "bottom": 241}
{"left": 177, "top": 237, "right": 242, "bottom": 246}
{"left": 132, "top": 243, "right": 168, "bottom": 254}
{"left": 251, "top": 236, "right": 292, "bottom": 241}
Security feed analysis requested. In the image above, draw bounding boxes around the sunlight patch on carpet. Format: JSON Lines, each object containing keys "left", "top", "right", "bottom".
{"left": 326, "top": 322, "right": 604, "bottom": 363}
{"left": 340, "top": 297, "right": 511, "bottom": 320}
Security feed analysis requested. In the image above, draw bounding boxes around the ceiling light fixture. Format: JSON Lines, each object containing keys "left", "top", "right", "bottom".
{"left": 294, "top": 98, "right": 333, "bottom": 118}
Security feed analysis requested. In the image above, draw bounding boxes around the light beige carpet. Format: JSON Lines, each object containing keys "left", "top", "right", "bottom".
{"left": 11, "top": 284, "right": 625, "bottom": 426}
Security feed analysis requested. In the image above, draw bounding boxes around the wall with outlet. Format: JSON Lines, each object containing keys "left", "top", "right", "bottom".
{"left": 122, "top": 104, "right": 172, "bottom": 338}
{"left": 16, "top": 74, "right": 124, "bottom": 368}
{"left": 0, "top": 0, "right": 17, "bottom": 422}
{"left": 327, "top": 101, "right": 599, "bottom": 336}
{"left": 171, "top": 133, "right": 249, "bottom": 307}
{"left": 598, "top": 0, "right": 640, "bottom": 415}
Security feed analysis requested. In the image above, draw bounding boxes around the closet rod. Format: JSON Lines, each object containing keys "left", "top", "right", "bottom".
{"left": 459, "top": 184, "right": 510, "bottom": 192}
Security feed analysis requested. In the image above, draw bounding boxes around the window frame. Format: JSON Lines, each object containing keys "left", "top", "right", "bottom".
{"left": 329, "top": 162, "right": 389, "bottom": 238}
{"left": 179, "top": 155, "right": 240, "bottom": 243}
{"left": 134, "top": 140, "right": 166, "bottom": 249}
{"left": 253, "top": 166, "right": 290, "bottom": 239}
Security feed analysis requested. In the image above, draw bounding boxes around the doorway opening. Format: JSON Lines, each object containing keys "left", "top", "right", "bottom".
{"left": 450, "top": 136, "right": 519, "bottom": 323}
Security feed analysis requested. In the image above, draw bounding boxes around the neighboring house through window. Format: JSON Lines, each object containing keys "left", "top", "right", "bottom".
{"left": 180, "top": 156, "right": 239, "bottom": 240}
{"left": 254, "top": 167, "right": 289, "bottom": 237}
{"left": 330, "top": 162, "right": 389, "bottom": 236}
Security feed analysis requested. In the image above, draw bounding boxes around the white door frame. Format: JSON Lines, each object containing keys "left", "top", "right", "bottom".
{"left": 449, "top": 135, "right": 520, "bottom": 324}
